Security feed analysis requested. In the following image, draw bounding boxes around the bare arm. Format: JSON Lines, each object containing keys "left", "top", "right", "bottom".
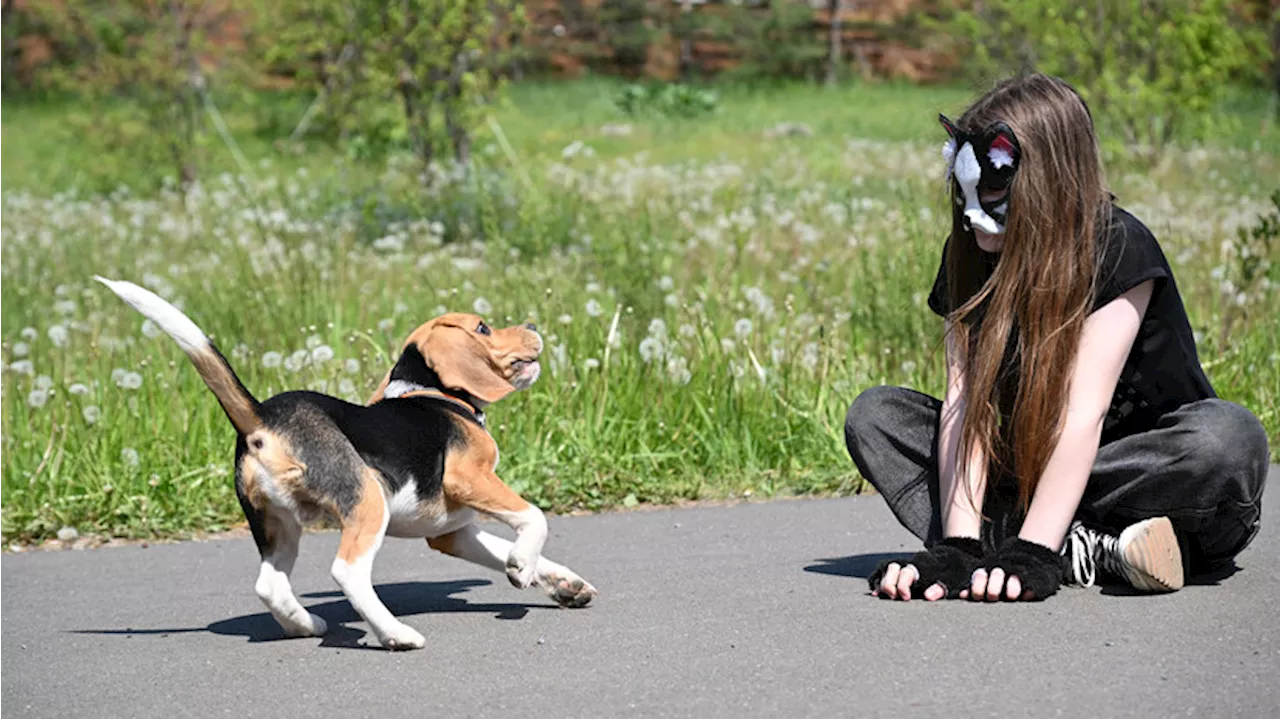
{"left": 938, "top": 321, "right": 986, "bottom": 540}
{"left": 1017, "top": 280, "right": 1153, "bottom": 551}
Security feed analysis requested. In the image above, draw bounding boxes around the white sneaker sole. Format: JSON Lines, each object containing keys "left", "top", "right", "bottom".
{"left": 1118, "top": 517, "right": 1185, "bottom": 593}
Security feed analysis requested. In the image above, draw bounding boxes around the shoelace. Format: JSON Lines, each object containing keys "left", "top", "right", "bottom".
{"left": 1065, "top": 524, "right": 1123, "bottom": 587}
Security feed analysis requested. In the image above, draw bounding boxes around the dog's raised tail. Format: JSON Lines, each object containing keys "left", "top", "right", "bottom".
{"left": 95, "top": 277, "right": 262, "bottom": 435}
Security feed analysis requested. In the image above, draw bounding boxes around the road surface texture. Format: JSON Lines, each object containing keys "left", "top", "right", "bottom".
{"left": 5, "top": 467, "right": 1277, "bottom": 718}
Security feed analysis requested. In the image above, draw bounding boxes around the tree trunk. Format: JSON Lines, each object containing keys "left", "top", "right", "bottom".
{"left": 826, "top": 0, "right": 842, "bottom": 86}
{"left": 0, "top": 0, "right": 14, "bottom": 95}
{"left": 1272, "top": 4, "right": 1279, "bottom": 118}
{"left": 678, "top": 0, "right": 694, "bottom": 80}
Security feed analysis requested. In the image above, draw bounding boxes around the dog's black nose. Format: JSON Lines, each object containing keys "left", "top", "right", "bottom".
{"left": 961, "top": 216, "right": 973, "bottom": 232}
{"left": 525, "top": 322, "right": 538, "bottom": 332}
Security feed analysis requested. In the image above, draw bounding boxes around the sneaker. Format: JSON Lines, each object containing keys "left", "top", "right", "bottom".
{"left": 1062, "top": 517, "right": 1185, "bottom": 592}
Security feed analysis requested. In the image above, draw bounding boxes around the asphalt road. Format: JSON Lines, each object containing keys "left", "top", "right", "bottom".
{"left": 4, "top": 467, "right": 1278, "bottom": 718}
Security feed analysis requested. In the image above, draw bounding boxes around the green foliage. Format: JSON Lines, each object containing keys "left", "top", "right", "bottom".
{"left": 938, "top": 0, "right": 1269, "bottom": 156}
{"left": 597, "top": 0, "right": 656, "bottom": 75}
{"left": 255, "top": 0, "right": 526, "bottom": 172}
{"left": 20, "top": 0, "right": 247, "bottom": 190}
{"left": 716, "top": 1, "right": 828, "bottom": 82}
{"left": 1219, "top": 189, "right": 1280, "bottom": 345}
{"left": 614, "top": 82, "right": 719, "bottom": 118}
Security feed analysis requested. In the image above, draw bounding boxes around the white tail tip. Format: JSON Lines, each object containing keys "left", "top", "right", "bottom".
{"left": 94, "top": 276, "right": 209, "bottom": 354}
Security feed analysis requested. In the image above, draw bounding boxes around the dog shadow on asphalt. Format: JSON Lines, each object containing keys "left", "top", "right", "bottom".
{"left": 70, "top": 579, "right": 562, "bottom": 650}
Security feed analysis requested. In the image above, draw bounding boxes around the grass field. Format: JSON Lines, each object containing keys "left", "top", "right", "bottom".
{"left": 3, "top": 78, "right": 1278, "bottom": 543}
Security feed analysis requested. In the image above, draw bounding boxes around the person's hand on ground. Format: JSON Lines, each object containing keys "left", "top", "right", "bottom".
{"left": 961, "top": 537, "right": 1062, "bottom": 602}
{"left": 869, "top": 536, "right": 984, "bottom": 601}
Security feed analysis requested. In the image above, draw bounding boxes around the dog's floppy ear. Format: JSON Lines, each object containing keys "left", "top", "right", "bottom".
{"left": 422, "top": 329, "right": 515, "bottom": 405}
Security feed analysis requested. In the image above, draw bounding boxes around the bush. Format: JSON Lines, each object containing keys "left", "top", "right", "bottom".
{"left": 614, "top": 82, "right": 719, "bottom": 118}
{"left": 938, "top": 0, "right": 1269, "bottom": 157}
{"left": 22, "top": 0, "right": 248, "bottom": 191}
{"left": 253, "top": 0, "right": 525, "bottom": 174}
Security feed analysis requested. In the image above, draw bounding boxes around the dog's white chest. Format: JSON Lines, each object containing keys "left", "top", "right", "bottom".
{"left": 384, "top": 480, "right": 476, "bottom": 538}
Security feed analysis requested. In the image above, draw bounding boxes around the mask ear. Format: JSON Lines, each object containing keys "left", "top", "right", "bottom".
{"left": 938, "top": 114, "right": 959, "bottom": 138}
{"left": 422, "top": 329, "right": 515, "bottom": 405}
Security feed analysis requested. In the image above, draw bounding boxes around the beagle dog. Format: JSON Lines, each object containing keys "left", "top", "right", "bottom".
{"left": 96, "top": 277, "right": 597, "bottom": 650}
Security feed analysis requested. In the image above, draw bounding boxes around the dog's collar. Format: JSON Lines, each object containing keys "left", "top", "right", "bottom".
{"left": 384, "top": 380, "right": 485, "bottom": 427}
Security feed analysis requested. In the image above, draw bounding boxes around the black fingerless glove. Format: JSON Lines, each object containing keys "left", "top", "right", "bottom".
{"left": 983, "top": 537, "right": 1064, "bottom": 601}
{"left": 868, "top": 536, "right": 984, "bottom": 599}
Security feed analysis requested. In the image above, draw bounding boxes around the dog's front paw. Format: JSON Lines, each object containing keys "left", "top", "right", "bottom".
{"left": 377, "top": 623, "right": 426, "bottom": 651}
{"left": 542, "top": 573, "right": 598, "bottom": 609}
{"left": 281, "top": 612, "right": 328, "bottom": 638}
{"left": 506, "top": 554, "right": 537, "bottom": 589}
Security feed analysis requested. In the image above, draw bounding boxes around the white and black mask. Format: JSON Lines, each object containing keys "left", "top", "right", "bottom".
{"left": 940, "top": 114, "right": 1021, "bottom": 235}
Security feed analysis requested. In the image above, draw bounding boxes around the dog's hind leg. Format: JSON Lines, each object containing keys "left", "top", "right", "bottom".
{"left": 239, "top": 459, "right": 327, "bottom": 638}
{"left": 428, "top": 524, "right": 597, "bottom": 608}
{"left": 254, "top": 513, "right": 328, "bottom": 637}
{"left": 330, "top": 467, "right": 425, "bottom": 651}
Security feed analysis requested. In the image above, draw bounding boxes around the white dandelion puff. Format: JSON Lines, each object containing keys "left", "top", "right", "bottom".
{"left": 48, "top": 325, "right": 69, "bottom": 347}
{"left": 720, "top": 337, "right": 737, "bottom": 353}
{"left": 679, "top": 324, "right": 697, "bottom": 339}
{"left": 658, "top": 276, "right": 675, "bottom": 291}
{"left": 666, "top": 355, "right": 692, "bottom": 385}
{"left": 35, "top": 374, "right": 54, "bottom": 390}
{"left": 69, "top": 383, "right": 90, "bottom": 396}
{"left": 648, "top": 318, "right": 668, "bottom": 338}
{"left": 584, "top": 358, "right": 600, "bottom": 370}
{"left": 344, "top": 358, "right": 361, "bottom": 374}
{"left": 734, "top": 318, "right": 753, "bottom": 338}
{"left": 585, "top": 299, "right": 604, "bottom": 318}
{"left": 311, "top": 345, "right": 335, "bottom": 363}
{"left": 473, "top": 297, "right": 492, "bottom": 315}
{"left": 111, "top": 368, "right": 127, "bottom": 384}
{"left": 27, "top": 388, "right": 49, "bottom": 408}
{"left": 639, "top": 336, "right": 664, "bottom": 363}
{"left": 82, "top": 405, "right": 101, "bottom": 425}
{"left": 20, "top": 327, "right": 37, "bottom": 341}
{"left": 118, "top": 372, "right": 143, "bottom": 390}
{"left": 262, "top": 351, "right": 283, "bottom": 368}
{"left": 378, "top": 318, "right": 395, "bottom": 332}
{"left": 558, "top": 314, "right": 574, "bottom": 325}
{"left": 306, "top": 334, "right": 323, "bottom": 349}
{"left": 12, "top": 342, "right": 29, "bottom": 357}
{"left": 338, "top": 378, "right": 357, "bottom": 396}
{"left": 121, "top": 447, "right": 140, "bottom": 468}
{"left": 284, "top": 350, "right": 307, "bottom": 373}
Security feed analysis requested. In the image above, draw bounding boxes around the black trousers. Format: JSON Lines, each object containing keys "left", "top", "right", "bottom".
{"left": 844, "top": 386, "right": 1270, "bottom": 573}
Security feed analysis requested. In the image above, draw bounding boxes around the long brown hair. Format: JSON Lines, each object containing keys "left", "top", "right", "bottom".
{"left": 945, "top": 74, "right": 1110, "bottom": 511}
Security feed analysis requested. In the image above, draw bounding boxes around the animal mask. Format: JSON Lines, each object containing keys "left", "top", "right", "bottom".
{"left": 940, "top": 114, "right": 1021, "bottom": 235}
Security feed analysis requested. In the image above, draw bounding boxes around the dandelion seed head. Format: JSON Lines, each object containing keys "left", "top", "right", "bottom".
{"left": 121, "top": 447, "right": 140, "bottom": 467}
{"left": 27, "top": 388, "right": 49, "bottom": 408}
{"left": 48, "top": 325, "right": 69, "bottom": 347}
{"left": 12, "top": 342, "right": 29, "bottom": 358}
{"left": 311, "top": 345, "right": 335, "bottom": 363}
{"left": 83, "top": 405, "right": 101, "bottom": 424}
{"left": 262, "top": 351, "right": 283, "bottom": 368}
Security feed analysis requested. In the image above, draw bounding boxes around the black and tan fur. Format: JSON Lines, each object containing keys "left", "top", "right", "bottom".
{"left": 96, "top": 277, "right": 596, "bottom": 651}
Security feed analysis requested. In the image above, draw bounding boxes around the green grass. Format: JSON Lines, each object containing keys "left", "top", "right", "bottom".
{"left": 2, "top": 78, "right": 1278, "bottom": 543}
